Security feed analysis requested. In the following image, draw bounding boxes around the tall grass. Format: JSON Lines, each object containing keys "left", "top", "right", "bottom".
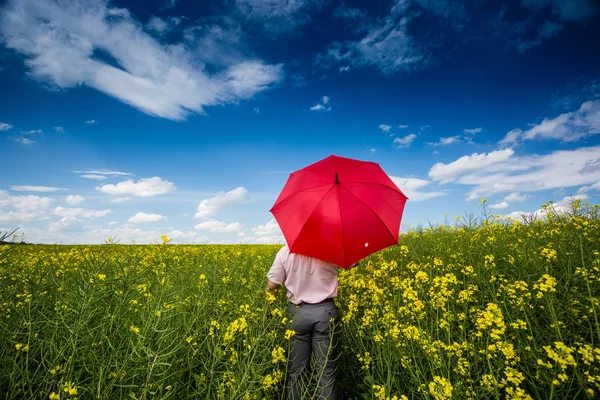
{"left": 1, "top": 200, "right": 600, "bottom": 399}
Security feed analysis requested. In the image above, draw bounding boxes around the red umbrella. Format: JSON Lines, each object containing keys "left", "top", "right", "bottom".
{"left": 270, "top": 155, "right": 408, "bottom": 269}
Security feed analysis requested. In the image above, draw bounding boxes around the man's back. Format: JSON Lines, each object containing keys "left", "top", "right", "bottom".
{"left": 267, "top": 245, "right": 338, "bottom": 305}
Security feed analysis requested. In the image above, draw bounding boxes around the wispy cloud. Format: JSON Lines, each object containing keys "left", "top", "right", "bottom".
{"left": 74, "top": 169, "right": 132, "bottom": 180}
{"left": 517, "top": 20, "right": 563, "bottom": 53}
{"left": 0, "top": 0, "right": 283, "bottom": 121}
{"left": 463, "top": 127, "right": 482, "bottom": 135}
{"left": 317, "top": 1, "right": 425, "bottom": 75}
{"left": 15, "top": 138, "right": 35, "bottom": 145}
{"left": 522, "top": 0, "right": 598, "bottom": 21}
{"left": 235, "top": 0, "right": 326, "bottom": 35}
{"left": 429, "top": 146, "right": 600, "bottom": 201}
{"left": 379, "top": 124, "right": 392, "bottom": 133}
{"left": 429, "top": 135, "right": 461, "bottom": 146}
{"left": 54, "top": 126, "right": 64, "bottom": 133}
{"left": 12, "top": 185, "right": 65, "bottom": 192}
{"left": 310, "top": 96, "right": 332, "bottom": 112}
{"left": 0, "top": 122, "right": 12, "bottom": 131}
{"left": 85, "top": 120, "right": 97, "bottom": 125}
{"left": 393, "top": 133, "right": 417, "bottom": 148}
{"left": 500, "top": 100, "right": 600, "bottom": 145}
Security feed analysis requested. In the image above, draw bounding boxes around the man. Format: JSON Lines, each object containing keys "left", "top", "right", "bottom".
{"left": 266, "top": 244, "right": 358, "bottom": 400}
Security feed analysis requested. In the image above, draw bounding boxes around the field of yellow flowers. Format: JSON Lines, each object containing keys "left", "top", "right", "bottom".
{"left": 2, "top": 200, "right": 600, "bottom": 399}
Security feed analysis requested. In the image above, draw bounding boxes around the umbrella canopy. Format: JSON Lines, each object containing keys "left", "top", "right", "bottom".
{"left": 270, "top": 155, "right": 408, "bottom": 269}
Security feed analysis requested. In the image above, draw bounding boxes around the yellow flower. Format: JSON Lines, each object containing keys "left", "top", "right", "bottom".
{"left": 429, "top": 376, "right": 453, "bottom": 400}
{"left": 129, "top": 325, "right": 140, "bottom": 334}
{"left": 49, "top": 392, "right": 60, "bottom": 400}
{"left": 271, "top": 346, "right": 286, "bottom": 363}
{"left": 284, "top": 329, "right": 295, "bottom": 340}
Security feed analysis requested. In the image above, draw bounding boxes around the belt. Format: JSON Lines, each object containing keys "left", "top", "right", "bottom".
{"left": 293, "top": 297, "right": 335, "bottom": 306}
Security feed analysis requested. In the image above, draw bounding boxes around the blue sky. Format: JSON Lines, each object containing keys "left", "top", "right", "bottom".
{"left": 1, "top": 0, "right": 599, "bottom": 244}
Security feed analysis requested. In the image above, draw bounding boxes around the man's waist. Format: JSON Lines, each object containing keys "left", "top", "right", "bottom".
{"left": 292, "top": 297, "right": 335, "bottom": 306}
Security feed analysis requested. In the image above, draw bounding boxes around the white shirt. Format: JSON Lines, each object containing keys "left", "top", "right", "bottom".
{"left": 267, "top": 245, "right": 338, "bottom": 305}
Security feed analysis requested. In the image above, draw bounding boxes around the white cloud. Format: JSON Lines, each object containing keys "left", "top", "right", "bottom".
{"left": 332, "top": 4, "right": 366, "bottom": 20}
{"left": 48, "top": 216, "right": 86, "bottom": 233}
{"left": 66, "top": 195, "right": 85, "bottom": 205}
{"left": 146, "top": 16, "right": 172, "bottom": 34}
{"left": 195, "top": 187, "right": 248, "bottom": 218}
{"left": 499, "top": 129, "right": 523, "bottom": 147}
{"left": 238, "top": 218, "right": 284, "bottom": 243}
{"left": 310, "top": 96, "right": 332, "bottom": 112}
{"left": 489, "top": 201, "right": 509, "bottom": 209}
{"left": 253, "top": 107, "right": 260, "bottom": 114}
{"left": 501, "top": 101, "right": 600, "bottom": 145}
{"left": 82, "top": 174, "right": 108, "bottom": 180}
{"left": 430, "top": 135, "right": 461, "bottom": 146}
{"left": 577, "top": 181, "right": 600, "bottom": 194}
{"left": 379, "top": 124, "right": 392, "bottom": 133}
{"left": 507, "top": 195, "right": 588, "bottom": 222}
{"left": 317, "top": 1, "right": 424, "bottom": 75}
{"left": 0, "top": 0, "right": 283, "bottom": 121}
{"left": 235, "top": 0, "right": 325, "bottom": 34}
{"left": 16, "top": 138, "right": 35, "bottom": 145}
{"left": 339, "top": 66, "right": 351, "bottom": 72}
{"left": 390, "top": 176, "right": 446, "bottom": 201}
{"left": 53, "top": 206, "right": 111, "bottom": 219}
{"left": 12, "top": 185, "right": 65, "bottom": 192}
{"left": 504, "top": 192, "right": 527, "bottom": 202}
{"left": 398, "top": 124, "right": 408, "bottom": 128}
{"left": 310, "top": 104, "right": 331, "bottom": 112}
{"left": 85, "top": 120, "right": 97, "bottom": 125}
{"left": 393, "top": 133, "right": 417, "bottom": 148}
{"left": 108, "top": 196, "right": 131, "bottom": 203}
{"left": 194, "top": 219, "right": 241, "bottom": 232}
{"left": 430, "top": 146, "right": 600, "bottom": 201}
{"left": 23, "top": 129, "right": 43, "bottom": 135}
{"left": 252, "top": 218, "right": 284, "bottom": 243}
{"left": 97, "top": 177, "right": 175, "bottom": 197}
{"left": 74, "top": 169, "right": 132, "bottom": 177}
{"left": 463, "top": 127, "right": 482, "bottom": 134}
{"left": 0, "top": 190, "right": 54, "bottom": 221}
{"left": 429, "top": 149, "right": 515, "bottom": 183}
{"left": 54, "top": 126, "right": 64, "bottom": 132}
{"left": 0, "top": 122, "right": 13, "bottom": 130}
{"left": 368, "top": 148, "right": 376, "bottom": 154}
{"left": 129, "top": 212, "right": 167, "bottom": 223}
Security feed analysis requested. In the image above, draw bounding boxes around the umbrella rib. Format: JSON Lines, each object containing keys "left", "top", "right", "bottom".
{"left": 344, "top": 181, "right": 408, "bottom": 198}
{"left": 342, "top": 186, "right": 399, "bottom": 246}
{"left": 289, "top": 185, "right": 337, "bottom": 255}
{"left": 271, "top": 182, "right": 333, "bottom": 210}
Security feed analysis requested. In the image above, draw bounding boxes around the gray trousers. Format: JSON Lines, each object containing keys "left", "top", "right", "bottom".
{"left": 286, "top": 301, "right": 339, "bottom": 400}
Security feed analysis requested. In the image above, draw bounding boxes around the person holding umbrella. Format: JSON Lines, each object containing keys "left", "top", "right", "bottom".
{"left": 266, "top": 155, "right": 408, "bottom": 400}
